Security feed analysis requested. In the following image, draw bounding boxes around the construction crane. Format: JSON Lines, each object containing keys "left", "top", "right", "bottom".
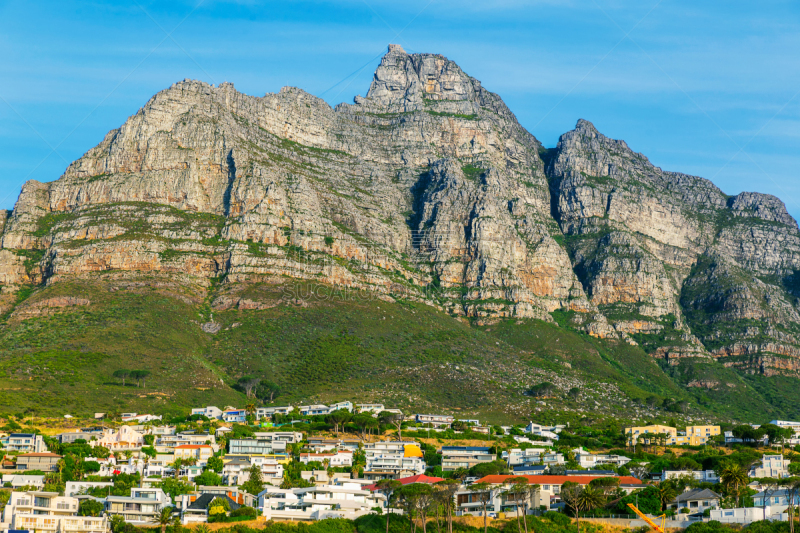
{"left": 627, "top": 503, "right": 667, "bottom": 533}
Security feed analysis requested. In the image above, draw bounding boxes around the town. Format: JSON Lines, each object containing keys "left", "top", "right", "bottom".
{"left": 0, "top": 403, "right": 798, "bottom": 533}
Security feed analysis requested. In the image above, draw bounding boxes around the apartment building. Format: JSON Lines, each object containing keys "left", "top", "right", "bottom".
{"left": 105, "top": 488, "right": 172, "bottom": 524}
{"left": 503, "top": 448, "right": 564, "bottom": 467}
{"left": 93, "top": 426, "right": 144, "bottom": 450}
{"left": 356, "top": 403, "right": 385, "bottom": 414}
{"left": 3, "top": 491, "right": 79, "bottom": 523}
{"left": 155, "top": 432, "right": 215, "bottom": 450}
{"left": 255, "top": 406, "right": 294, "bottom": 420}
{"left": 440, "top": 447, "right": 495, "bottom": 472}
{"left": 173, "top": 445, "right": 214, "bottom": 465}
{"left": 686, "top": 425, "right": 722, "bottom": 444}
{"left": 222, "top": 456, "right": 285, "bottom": 485}
{"left": 13, "top": 514, "right": 108, "bottom": 533}
{"left": 222, "top": 410, "right": 247, "bottom": 423}
{"left": 625, "top": 425, "right": 678, "bottom": 446}
{"left": 260, "top": 481, "right": 385, "bottom": 521}
{"left": 229, "top": 432, "right": 301, "bottom": 455}
{"left": 2, "top": 433, "right": 46, "bottom": 453}
{"left": 299, "top": 405, "right": 332, "bottom": 416}
{"left": 457, "top": 475, "right": 645, "bottom": 515}
{"left": 573, "top": 449, "right": 631, "bottom": 469}
{"left": 750, "top": 454, "right": 791, "bottom": 478}
{"left": 363, "top": 442, "right": 426, "bottom": 478}
{"left": 16, "top": 453, "right": 62, "bottom": 472}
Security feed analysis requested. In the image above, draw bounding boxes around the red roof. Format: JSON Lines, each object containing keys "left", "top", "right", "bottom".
{"left": 474, "top": 475, "right": 643, "bottom": 486}
{"left": 19, "top": 453, "right": 61, "bottom": 458}
{"left": 366, "top": 474, "right": 445, "bottom": 491}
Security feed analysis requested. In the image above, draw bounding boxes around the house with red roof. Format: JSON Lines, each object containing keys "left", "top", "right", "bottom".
{"left": 174, "top": 444, "right": 214, "bottom": 465}
{"left": 456, "top": 474, "right": 645, "bottom": 515}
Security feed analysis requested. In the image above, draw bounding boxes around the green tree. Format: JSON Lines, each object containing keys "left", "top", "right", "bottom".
{"left": 154, "top": 506, "right": 176, "bottom": 533}
{"left": 130, "top": 370, "right": 151, "bottom": 387}
{"left": 434, "top": 480, "right": 459, "bottom": 533}
{"left": 241, "top": 464, "right": 264, "bottom": 495}
{"left": 207, "top": 455, "right": 224, "bottom": 473}
{"left": 112, "top": 369, "right": 131, "bottom": 387}
{"left": 78, "top": 499, "right": 104, "bottom": 517}
{"left": 195, "top": 470, "right": 223, "bottom": 486}
{"left": 653, "top": 481, "right": 678, "bottom": 512}
{"left": 376, "top": 479, "right": 402, "bottom": 533}
{"left": 718, "top": 461, "right": 749, "bottom": 506}
{"left": 327, "top": 409, "right": 353, "bottom": 437}
{"left": 469, "top": 482, "right": 496, "bottom": 533}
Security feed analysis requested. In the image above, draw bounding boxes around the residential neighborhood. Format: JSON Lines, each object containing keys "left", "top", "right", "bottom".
{"left": 0, "top": 405, "right": 798, "bottom": 533}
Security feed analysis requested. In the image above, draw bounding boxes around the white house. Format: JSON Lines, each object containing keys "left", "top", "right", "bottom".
{"left": 1, "top": 434, "right": 46, "bottom": 453}
{"left": 222, "top": 456, "right": 284, "bottom": 486}
{"left": 64, "top": 481, "right": 114, "bottom": 497}
{"left": 415, "top": 414, "right": 454, "bottom": 428}
{"left": 572, "top": 448, "right": 631, "bottom": 469}
{"left": 3, "top": 493, "right": 107, "bottom": 533}
{"left": 259, "top": 481, "right": 385, "bottom": 521}
{"left": 661, "top": 470, "right": 719, "bottom": 483}
{"left": 711, "top": 507, "right": 786, "bottom": 524}
{"left": 299, "top": 405, "right": 331, "bottom": 416}
{"left": 255, "top": 406, "right": 294, "bottom": 420}
{"left": 356, "top": 404, "right": 385, "bottom": 414}
{"left": 1, "top": 474, "right": 45, "bottom": 489}
{"left": 93, "top": 426, "right": 145, "bottom": 450}
{"left": 191, "top": 406, "right": 224, "bottom": 419}
{"left": 105, "top": 488, "right": 172, "bottom": 524}
{"left": 750, "top": 455, "right": 791, "bottom": 478}
{"left": 524, "top": 423, "right": 560, "bottom": 441}
{"left": 299, "top": 451, "right": 353, "bottom": 467}
{"left": 364, "top": 442, "right": 425, "bottom": 478}
{"left": 121, "top": 413, "right": 162, "bottom": 423}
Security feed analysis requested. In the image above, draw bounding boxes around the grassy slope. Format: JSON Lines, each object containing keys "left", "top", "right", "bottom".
{"left": 0, "top": 278, "right": 242, "bottom": 416}
{"left": 0, "top": 276, "right": 797, "bottom": 422}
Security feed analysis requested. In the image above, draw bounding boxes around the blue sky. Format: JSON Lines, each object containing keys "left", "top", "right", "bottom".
{"left": 1, "top": 0, "right": 799, "bottom": 218}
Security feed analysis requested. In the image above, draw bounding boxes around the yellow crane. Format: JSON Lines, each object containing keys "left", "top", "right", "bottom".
{"left": 627, "top": 503, "right": 667, "bottom": 533}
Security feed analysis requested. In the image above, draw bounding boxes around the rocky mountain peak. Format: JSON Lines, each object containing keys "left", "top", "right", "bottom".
{"left": 727, "top": 191, "right": 797, "bottom": 227}
{"left": 358, "top": 45, "right": 481, "bottom": 114}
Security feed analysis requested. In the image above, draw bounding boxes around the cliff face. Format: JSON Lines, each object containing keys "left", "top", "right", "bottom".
{"left": 2, "top": 45, "right": 800, "bottom": 379}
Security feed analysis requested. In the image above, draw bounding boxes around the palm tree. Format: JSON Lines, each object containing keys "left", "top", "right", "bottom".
{"left": 170, "top": 458, "right": 184, "bottom": 480}
{"left": 576, "top": 485, "right": 606, "bottom": 516}
{"left": 154, "top": 506, "right": 175, "bottom": 533}
{"left": 654, "top": 481, "right": 678, "bottom": 512}
{"left": 195, "top": 525, "right": 211, "bottom": 533}
{"left": 719, "top": 462, "right": 748, "bottom": 507}
{"left": 245, "top": 402, "right": 257, "bottom": 419}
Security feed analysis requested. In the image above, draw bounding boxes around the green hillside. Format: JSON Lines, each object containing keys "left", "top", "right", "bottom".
{"left": 1, "top": 274, "right": 797, "bottom": 423}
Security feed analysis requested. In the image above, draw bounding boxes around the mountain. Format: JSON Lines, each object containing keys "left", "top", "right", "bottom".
{"left": 1, "top": 45, "right": 799, "bottom": 420}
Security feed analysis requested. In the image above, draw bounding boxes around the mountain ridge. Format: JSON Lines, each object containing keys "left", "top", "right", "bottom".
{"left": 0, "top": 44, "right": 798, "bottom": 419}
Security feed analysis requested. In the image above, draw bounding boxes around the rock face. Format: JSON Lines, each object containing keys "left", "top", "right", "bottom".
{"left": 2, "top": 45, "right": 800, "bottom": 378}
